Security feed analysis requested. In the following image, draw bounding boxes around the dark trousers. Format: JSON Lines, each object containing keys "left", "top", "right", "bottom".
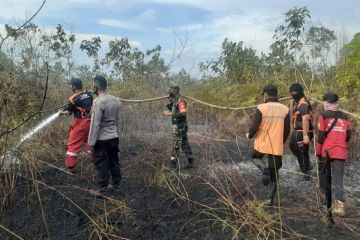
{"left": 318, "top": 158, "right": 345, "bottom": 202}
{"left": 171, "top": 125, "right": 193, "bottom": 163}
{"left": 252, "top": 150, "right": 282, "bottom": 181}
{"left": 289, "top": 131, "right": 313, "bottom": 173}
{"left": 252, "top": 150, "right": 282, "bottom": 202}
{"left": 94, "top": 138, "right": 121, "bottom": 189}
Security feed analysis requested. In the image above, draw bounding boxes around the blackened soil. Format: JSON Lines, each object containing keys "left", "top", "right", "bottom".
{"left": 1, "top": 139, "right": 360, "bottom": 240}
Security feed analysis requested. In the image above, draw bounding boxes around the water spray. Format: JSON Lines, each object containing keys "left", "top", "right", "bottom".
{"left": 0, "top": 90, "right": 94, "bottom": 171}
{"left": 16, "top": 112, "right": 60, "bottom": 148}
{"left": 1, "top": 112, "right": 60, "bottom": 170}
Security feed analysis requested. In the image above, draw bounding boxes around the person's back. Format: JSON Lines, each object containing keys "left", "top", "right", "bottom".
{"left": 59, "top": 78, "right": 93, "bottom": 170}
{"left": 88, "top": 76, "right": 122, "bottom": 197}
{"left": 317, "top": 110, "right": 350, "bottom": 160}
{"left": 247, "top": 84, "right": 290, "bottom": 206}
{"left": 68, "top": 90, "right": 93, "bottom": 119}
{"left": 316, "top": 92, "right": 351, "bottom": 217}
{"left": 289, "top": 83, "right": 313, "bottom": 179}
{"left": 91, "top": 93, "right": 120, "bottom": 142}
{"left": 254, "top": 102, "right": 289, "bottom": 156}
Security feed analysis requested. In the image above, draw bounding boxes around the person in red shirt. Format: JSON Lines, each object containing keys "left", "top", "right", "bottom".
{"left": 59, "top": 78, "right": 93, "bottom": 171}
{"left": 316, "top": 92, "right": 351, "bottom": 216}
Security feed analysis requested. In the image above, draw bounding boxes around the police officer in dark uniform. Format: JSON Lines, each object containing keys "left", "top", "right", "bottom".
{"left": 163, "top": 86, "right": 194, "bottom": 169}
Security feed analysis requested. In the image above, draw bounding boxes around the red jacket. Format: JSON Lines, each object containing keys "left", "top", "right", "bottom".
{"left": 316, "top": 110, "right": 351, "bottom": 160}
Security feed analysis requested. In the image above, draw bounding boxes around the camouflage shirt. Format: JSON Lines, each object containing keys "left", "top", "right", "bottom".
{"left": 169, "top": 97, "right": 187, "bottom": 127}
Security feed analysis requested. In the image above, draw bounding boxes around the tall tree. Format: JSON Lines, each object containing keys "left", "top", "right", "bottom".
{"left": 40, "top": 24, "right": 76, "bottom": 78}
{"left": 336, "top": 33, "right": 360, "bottom": 97}
{"left": 200, "top": 38, "right": 262, "bottom": 83}
{"left": 305, "top": 26, "right": 336, "bottom": 90}
{"left": 101, "top": 38, "right": 168, "bottom": 84}
{"left": 268, "top": 7, "right": 311, "bottom": 68}
{"left": 80, "top": 37, "right": 101, "bottom": 72}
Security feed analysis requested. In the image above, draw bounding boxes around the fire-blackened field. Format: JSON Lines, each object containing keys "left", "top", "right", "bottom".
{"left": 1, "top": 102, "right": 360, "bottom": 239}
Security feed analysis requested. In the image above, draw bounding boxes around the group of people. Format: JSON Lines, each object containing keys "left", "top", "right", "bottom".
{"left": 58, "top": 77, "right": 193, "bottom": 197}
{"left": 59, "top": 76, "right": 121, "bottom": 196}
{"left": 58, "top": 76, "right": 352, "bottom": 218}
{"left": 246, "top": 83, "right": 351, "bottom": 217}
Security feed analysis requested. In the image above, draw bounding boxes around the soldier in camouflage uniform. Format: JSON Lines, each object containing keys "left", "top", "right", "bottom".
{"left": 163, "top": 86, "right": 194, "bottom": 169}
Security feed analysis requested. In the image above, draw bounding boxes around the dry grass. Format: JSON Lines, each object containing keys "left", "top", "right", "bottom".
{"left": 0, "top": 88, "right": 360, "bottom": 239}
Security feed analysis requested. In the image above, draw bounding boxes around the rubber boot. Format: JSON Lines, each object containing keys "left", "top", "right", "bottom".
{"left": 263, "top": 181, "right": 277, "bottom": 206}
{"left": 262, "top": 168, "right": 270, "bottom": 186}
{"left": 184, "top": 158, "right": 194, "bottom": 170}
{"left": 170, "top": 157, "right": 178, "bottom": 169}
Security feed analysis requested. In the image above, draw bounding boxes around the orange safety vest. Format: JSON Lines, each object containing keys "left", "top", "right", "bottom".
{"left": 254, "top": 102, "right": 289, "bottom": 156}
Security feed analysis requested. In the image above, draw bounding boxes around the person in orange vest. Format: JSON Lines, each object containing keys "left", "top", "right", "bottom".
{"left": 59, "top": 78, "right": 93, "bottom": 171}
{"left": 289, "top": 83, "right": 314, "bottom": 180}
{"left": 246, "top": 84, "right": 290, "bottom": 206}
{"left": 316, "top": 92, "right": 351, "bottom": 216}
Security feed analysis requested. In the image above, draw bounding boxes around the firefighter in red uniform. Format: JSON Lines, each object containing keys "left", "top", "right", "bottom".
{"left": 59, "top": 78, "right": 93, "bottom": 170}
{"left": 316, "top": 92, "right": 351, "bottom": 216}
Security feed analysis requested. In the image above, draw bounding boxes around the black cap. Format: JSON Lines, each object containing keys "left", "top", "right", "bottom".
{"left": 289, "top": 83, "right": 304, "bottom": 94}
{"left": 93, "top": 76, "right": 108, "bottom": 89}
{"left": 323, "top": 92, "right": 339, "bottom": 103}
{"left": 168, "top": 86, "right": 180, "bottom": 97}
{"left": 262, "top": 84, "right": 278, "bottom": 96}
{"left": 69, "top": 78, "right": 83, "bottom": 90}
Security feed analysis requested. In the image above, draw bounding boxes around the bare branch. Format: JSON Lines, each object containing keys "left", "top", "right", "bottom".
{"left": 0, "top": 0, "right": 47, "bottom": 50}
{"left": 167, "top": 30, "right": 189, "bottom": 68}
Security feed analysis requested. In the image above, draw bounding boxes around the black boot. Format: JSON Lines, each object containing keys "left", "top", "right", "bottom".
{"left": 111, "top": 184, "right": 125, "bottom": 198}
{"left": 184, "top": 158, "right": 194, "bottom": 169}
{"left": 264, "top": 181, "right": 277, "bottom": 206}
{"left": 170, "top": 160, "right": 178, "bottom": 169}
{"left": 262, "top": 168, "right": 270, "bottom": 186}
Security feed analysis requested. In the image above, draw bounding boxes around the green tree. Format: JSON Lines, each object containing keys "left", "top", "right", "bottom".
{"left": 40, "top": 24, "right": 76, "bottom": 78}
{"left": 168, "top": 68, "right": 194, "bottom": 87}
{"left": 200, "top": 38, "right": 262, "bottom": 83}
{"left": 336, "top": 33, "right": 360, "bottom": 97}
{"left": 267, "top": 7, "right": 311, "bottom": 68}
{"left": 80, "top": 37, "right": 101, "bottom": 72}
{"left": 305, "top": 26, "right": 336, "bottom": 90}
{"left": 101, "top": 38, "right": 168, "bottom": 84}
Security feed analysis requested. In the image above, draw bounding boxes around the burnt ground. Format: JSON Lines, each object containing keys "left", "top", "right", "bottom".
{"left": 1, "top": 133, "right": 360, "bottom": 240}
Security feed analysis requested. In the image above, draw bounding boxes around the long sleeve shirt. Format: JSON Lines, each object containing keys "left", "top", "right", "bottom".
{"left": 88, "top": 92, "right": 121, "bottom": 146}
{"left": 316, "top": 110, "right": 351, "bottom": 160}
{"left": 63, "top": 90, "right": 93, "bottom": 119}
{"left": 249, "top": 98, "right": 290, "bottom": 156}
{"left": 248, "top": 97, "right": 290, "bottom": 146}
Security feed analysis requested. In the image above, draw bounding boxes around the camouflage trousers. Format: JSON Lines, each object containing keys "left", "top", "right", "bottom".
{"left": 171, "top": 124, "right": 193, "bottom": 164}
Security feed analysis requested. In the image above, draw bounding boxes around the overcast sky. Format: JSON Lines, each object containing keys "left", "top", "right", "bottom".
{"left": 0, "top": 0, "right": 359, "bottom": 75}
